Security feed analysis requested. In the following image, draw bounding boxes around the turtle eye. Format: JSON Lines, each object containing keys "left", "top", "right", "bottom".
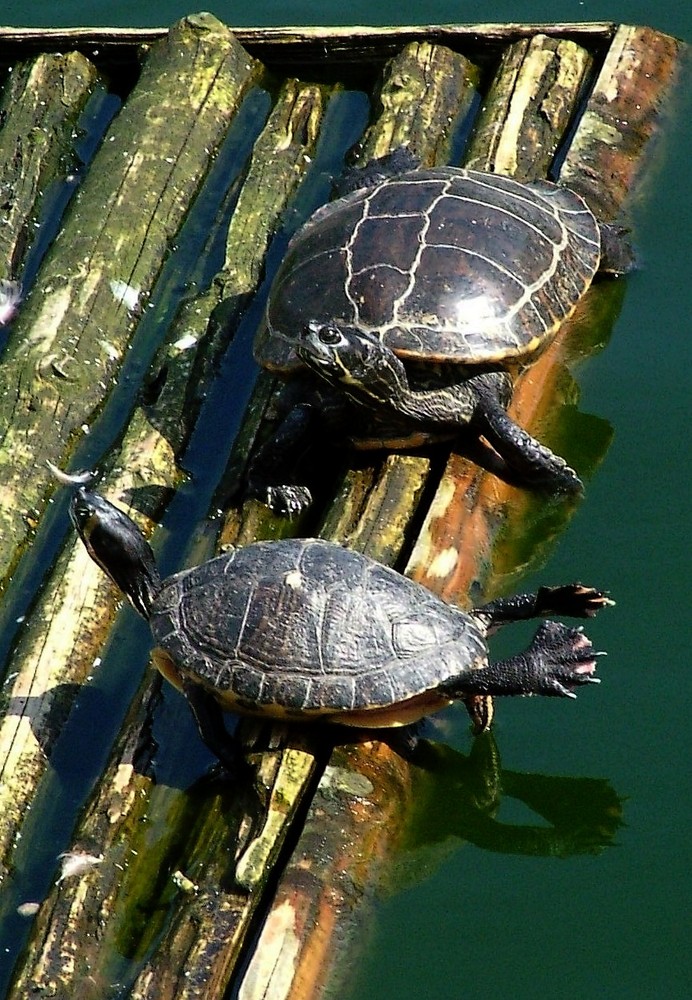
{"left": 317, "top": 325, "right": 342, "bottom": 346}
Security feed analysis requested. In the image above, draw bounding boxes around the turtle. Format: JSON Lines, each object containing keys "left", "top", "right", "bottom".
{"left": 250, "top": 153, "right": 628, "bottom": 515}
{"left": 67, "top": 483, "right": 613, "bottom": 769}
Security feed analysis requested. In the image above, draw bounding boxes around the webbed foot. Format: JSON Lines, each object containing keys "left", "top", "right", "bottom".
{"left": 454, "top": 621, "right": 605, "bottom": 701}
{"left": 536, "top": 584, "right": 615, "bottom": 619}
{"left": 525, "top": 621, "right": 604, "bottom": 698}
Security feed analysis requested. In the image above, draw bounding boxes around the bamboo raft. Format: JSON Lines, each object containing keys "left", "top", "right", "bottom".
{"left": 0, "top": 14, "right": 684, "bottom": 998}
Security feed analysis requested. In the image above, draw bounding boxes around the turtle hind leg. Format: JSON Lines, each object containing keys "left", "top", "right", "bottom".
{"left": 473, "top": 584, "right": 614, "bottom": 630}
{"left": 468, "top": 372, "right": 583, "bottom": 493}
{"left": 334, "top": 146, "right": 420, "bottom": 197}
{"left": 450, "top": 621, "right": 604, "bottom": 700}
{"left": 599, "top": 222, "right": 636, "bottom": 276}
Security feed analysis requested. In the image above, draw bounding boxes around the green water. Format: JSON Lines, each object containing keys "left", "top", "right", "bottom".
{"left": 1, "top": 2, "right": 690, "bottom": 998}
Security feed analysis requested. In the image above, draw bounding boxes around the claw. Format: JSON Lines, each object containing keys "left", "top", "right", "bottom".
{"left": 581, "top": 591, "right": 616, "bottom": 617}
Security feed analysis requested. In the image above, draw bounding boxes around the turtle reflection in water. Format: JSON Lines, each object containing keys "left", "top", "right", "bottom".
{"left": 251, "top": 153, "right": 628, "bottom": 515}
{"left": 67, "top": 483, "right": 613, "bottom": 769}
{"left": 400, "top": 734, "right": 624, "bottom": 864}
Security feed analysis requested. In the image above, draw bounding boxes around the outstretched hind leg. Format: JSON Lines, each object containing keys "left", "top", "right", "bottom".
{"left": 451, "top": 621, "right": 605, "bottom": 700}
{"left": 474, "top": 584, "right": 614, "bottom": 632}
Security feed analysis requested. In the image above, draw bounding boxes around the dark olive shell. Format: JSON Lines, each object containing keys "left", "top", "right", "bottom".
{"left": 256, "top": 167, "right": 601, "bottom": 373}
{"left": 149, "top": 538, "right": 486, "bottom": 716}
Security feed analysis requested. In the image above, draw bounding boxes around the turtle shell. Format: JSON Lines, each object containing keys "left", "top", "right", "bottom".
{"left": 149, "top": 537, "right": 486, "bottom": 721}
{"left": 256, "top": 167, "right": 601, "bottom": 373}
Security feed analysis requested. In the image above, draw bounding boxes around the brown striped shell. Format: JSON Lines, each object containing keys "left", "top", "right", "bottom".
{"left": 149, "top": 538, "right": 486, "bottom": 718}
{"left": 256, "top": 167, "right": 601, "bottom": 373}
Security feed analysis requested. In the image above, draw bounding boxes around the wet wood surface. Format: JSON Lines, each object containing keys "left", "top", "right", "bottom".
{"left": 0, "top": 14, "right": 684, "bottom": 999}
{"left": 0, "top": 51, "right": 101, "bottom": 283}
{"left": 0, "top": 13, "right": 261, "bottom": 589}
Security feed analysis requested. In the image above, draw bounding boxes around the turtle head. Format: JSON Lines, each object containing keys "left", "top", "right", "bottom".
{"left": 297, "top": 320, "right": 408, "bottom": 405}
{"left": 69, "top": 487, "right": 162, "bottom": 620}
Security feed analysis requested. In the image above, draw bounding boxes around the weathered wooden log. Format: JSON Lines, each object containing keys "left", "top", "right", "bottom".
{"left": 0, "top": 407, "right": 180, "bottom": 884}
{"left": 127, "top": 736, "right": 322, "bottom": 1000}
{"left": 0, "top": 22, "right": 626, "bottom": 76}
{"left": 408, "top": 24, "right": 683, "bottom": 602}
{"left": 236, "top": 741, "right": 412, "bottom": 1000}
{"left": 228, "top": 35, "right": 599, "bottom": 998}
{"left": 3, "top": 71, "right": 337, "bottom": 997}
{"left": 0, "top": 19, "right": 683, "bottom": 1000}
{"left": 359, "top": 39, "right": 480, "bottom": 164}
{"left": 0, "top": 12, "right": 261, "bottom": 590}
{"left": 0, "top": 51, "right": 102, "bottom": 283}
{"left": 559, "top": 24, "right": 683, "bottom": 221}
{"left": 143, "top": 76, "right": 330, "bottom": 456}
{"left": 464, "top": 33, "right": 592, "bottom": 178}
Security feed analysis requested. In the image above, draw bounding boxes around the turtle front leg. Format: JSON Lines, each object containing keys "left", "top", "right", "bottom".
{"left": 246, "top": 401, "right": 316, "bottom": 516}
{"left": 467, "top": 371, "right": 583, "bottom": 492}
{"left": 451, "top": 621, "right": 604, "bottom": 700}
{"left": 182, "top": 679, "right": 250, "bottom": 777}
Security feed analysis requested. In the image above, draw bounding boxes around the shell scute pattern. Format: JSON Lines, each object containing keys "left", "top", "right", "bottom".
{"left": 150, "top": 539, "right": 480, "bottom": 713}
{"left": 259, "top": 166, "right": 601, "bottom": 370}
